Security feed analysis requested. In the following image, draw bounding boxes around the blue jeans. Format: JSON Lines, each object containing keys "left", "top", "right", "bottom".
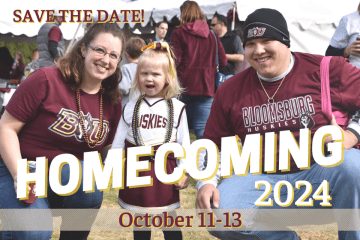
{"left": 0, "top": 159, "right": 103, "bottom": 240}
{"left": 225, "top": 74, "right": 233, "bottom": 80}
{"left": 210, "top": 148, "right": 360, "bottom": 240}
{"left": 180, "top": 95, "right": 214, "bottom": 139}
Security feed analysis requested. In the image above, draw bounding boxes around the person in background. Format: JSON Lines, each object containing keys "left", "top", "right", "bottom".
{"left": 24, "top": 49, "right": 40, "bottom": 78}
{"left": 170, "top": 0, "right": 227, "bottom": 139}
{"left": 0, "top": 47, "right": 13, "bottom": 110}
{"left": 0, "top": 22, "right": 124, "bottom": 240}
{"left": 211, "top": 13, "right": 244, "bottom": 79}
{"left": 37, "top": 8, "right": 65, "bottom": 68}
{"left": 0, "top": 47, "right": 13, "bottom": 80}
{"left": 145, "top": 21, "right": 169, "bottom": 44}
{"left": 10, "top": 51, "right": 25, "bottom": 81}
{"left": 325, "top": 3, "right": 360, "bottom": 68}
{"left": 119, "top": 37, "right": 146, "bottom": 106}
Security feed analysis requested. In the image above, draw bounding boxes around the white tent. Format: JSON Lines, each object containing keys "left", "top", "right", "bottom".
{"left": 1, "top": 0, "right": 359, "bottom": 55}
{"left": 117, "top": 0, "right": 234, "bottom": 28}
{"left": 236, "top": 0, "right": 359, "bottom": 55}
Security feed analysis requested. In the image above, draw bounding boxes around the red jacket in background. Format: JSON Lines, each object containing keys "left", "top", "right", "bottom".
{"left": 170, "top": 21, "right": 227, "bottom": 97}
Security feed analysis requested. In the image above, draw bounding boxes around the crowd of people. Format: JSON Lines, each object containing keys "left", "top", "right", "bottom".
{"left": 0, "top": 1, "right": 360, "bottom": 240}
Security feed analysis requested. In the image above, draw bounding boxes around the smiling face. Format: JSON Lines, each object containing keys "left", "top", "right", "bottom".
{"left": 244, "top": 38, "right": 291, "bottom": 78}
{"left": 81, "top": 32, "right": 122, "bottom": 85}
{"left": 138, "top": 56, "right": 167, "bottom": 98}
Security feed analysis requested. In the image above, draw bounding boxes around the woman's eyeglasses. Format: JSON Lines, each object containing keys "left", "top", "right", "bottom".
{"left": 86, "top": 43, "right": 122, "bottom": 63}
{"left": 210, "top": 23, "right": 219, "bottom": 27}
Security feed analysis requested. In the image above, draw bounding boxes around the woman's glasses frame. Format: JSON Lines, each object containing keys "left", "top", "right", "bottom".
{"left": 86, "top": 43, "right": 122, "bottom": 63}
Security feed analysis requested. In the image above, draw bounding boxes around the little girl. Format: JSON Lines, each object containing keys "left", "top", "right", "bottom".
{"left": 111, "top": 41, "right": 190, "bottom": 240}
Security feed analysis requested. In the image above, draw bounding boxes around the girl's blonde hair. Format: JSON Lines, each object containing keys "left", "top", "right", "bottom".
{"left": 130, "top": 48, "right": 183, "bottom": 100}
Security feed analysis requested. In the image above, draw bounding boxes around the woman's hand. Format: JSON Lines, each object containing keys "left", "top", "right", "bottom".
{"left": 174, "top": 173, "right": 189, "bottom": 190}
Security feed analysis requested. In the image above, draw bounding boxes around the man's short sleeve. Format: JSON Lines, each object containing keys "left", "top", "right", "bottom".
{"left": 6, "top": 69, "right": 48, "bottom": 122}
{"left": 234, "top": 35, "right": 244, "bottom": 55}
{"left": 48, "top": 26, "right": 62, "bottom": 43}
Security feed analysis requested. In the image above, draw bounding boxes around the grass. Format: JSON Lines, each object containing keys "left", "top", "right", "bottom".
{"left": 50, "top": 132, "right": 339, "bottom": 239}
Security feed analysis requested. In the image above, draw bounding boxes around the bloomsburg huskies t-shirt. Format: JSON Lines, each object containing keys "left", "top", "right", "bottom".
{"left": 203, "top": 52, "right": 360, "bottom": 172}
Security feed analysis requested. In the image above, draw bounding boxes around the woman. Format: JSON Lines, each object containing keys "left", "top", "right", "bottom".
{"left": 0, "top": 47, "right": 13, "bottom": 80}
{"left": 0, "top": 22, "right": 124, "bottom": 240}
{"left": 170, "top": 0, "right": 227, "bottom": 139}
{"left": 10, "top": 51, "right": 25, "bottom": 81}
{"left": 325, "top": 3, "right": 360, "bottom": 68}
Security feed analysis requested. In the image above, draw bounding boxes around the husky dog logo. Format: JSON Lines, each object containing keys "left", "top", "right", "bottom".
{"left": 76, "top": 112, "right": 93, "bottom": 141}
{"left": 248, "top": 27, "right": 266, "bottom": 38}
{"left": 299, "top": 111, "right": 315, "bottom": 129}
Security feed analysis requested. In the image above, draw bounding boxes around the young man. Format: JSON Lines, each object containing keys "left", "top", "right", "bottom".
{"left": 196, "top": 8, "right": 360, "bottom": 240}
{"left": 146, "top": 21, "right": 169, "bottom": 44}
{"left": 211, "top": 14, "right": 244, "bottom": 79}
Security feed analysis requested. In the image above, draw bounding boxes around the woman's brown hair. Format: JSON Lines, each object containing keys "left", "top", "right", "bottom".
{"left": 179, "top": 1, "right": 207, "bottom": 26}
{"left": 57, "top": 22, "right": 125, "bottom": 104}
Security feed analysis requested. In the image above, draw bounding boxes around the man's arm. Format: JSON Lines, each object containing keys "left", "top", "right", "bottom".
{"left": 226, "top": 53, "right": 244, "bottom": 62}
{"left": 48, "top": 26, "right": 62, "bottom": 62}
{"left": 196, "top": 150, "right": 221, "bottom": 209}
{"left": 48, "top": 41, "right": 59, "bottom": 61}
{"left": 195, "top": 83, "right": 233, "bottom": 209}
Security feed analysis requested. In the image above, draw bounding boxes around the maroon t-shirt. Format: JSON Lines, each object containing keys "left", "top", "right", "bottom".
{"left": 6, "top": 67, "right": 122, "bottom": 163}
{"left": 203, "top": 52, "right": 360, "bottom": 173}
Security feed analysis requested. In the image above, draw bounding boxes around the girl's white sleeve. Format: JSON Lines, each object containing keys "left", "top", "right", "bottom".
{"left": 176, "top": 110, "right": 190, "bottom": 171}
{"left": 110, "top": 115, "right": 128, "bottom": 150}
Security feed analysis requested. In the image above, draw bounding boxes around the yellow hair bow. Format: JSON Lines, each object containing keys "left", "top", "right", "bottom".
{"left": 142, "top": 41, "right": 176, "bottom": 78}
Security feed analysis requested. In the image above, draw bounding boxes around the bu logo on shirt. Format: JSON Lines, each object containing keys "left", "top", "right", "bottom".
{"left": 49, "top": 108, "right": 109, "bottom": 145}
{"left": 248, "top": 27, "right": 266, "bottom": 38}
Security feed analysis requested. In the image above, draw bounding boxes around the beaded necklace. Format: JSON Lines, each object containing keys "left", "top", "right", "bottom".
{"left": 76, "top": 87, "right": 104, "bottom": 148}
{"left": 132, "top": 95, "right": 174, "bottom": 148}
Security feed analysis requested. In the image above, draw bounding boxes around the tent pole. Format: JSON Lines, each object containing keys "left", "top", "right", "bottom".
{"left": 65, "top": 22, "right": 82, "bottom": 55}
{"left": 232, "top": 1, "right": 236, "bottom": 31}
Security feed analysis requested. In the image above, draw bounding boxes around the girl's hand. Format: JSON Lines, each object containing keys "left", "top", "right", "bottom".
{"left": 174, "top": 173, "right": 189, "bottom": 190}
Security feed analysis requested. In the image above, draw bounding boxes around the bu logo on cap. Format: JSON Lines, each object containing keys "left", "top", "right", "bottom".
{"left": 248, "top": 27, "right": 266, "bottom": 38}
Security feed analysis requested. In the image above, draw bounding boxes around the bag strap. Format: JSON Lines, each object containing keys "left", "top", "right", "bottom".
{"left": 320, "top": 56, "right": 332, "bottom": 121}
{"left": 210, "top": 30, "right": 220, "bottom": 72}
{"left": 320, "top": 56, "right": 349, "bottom": 126}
